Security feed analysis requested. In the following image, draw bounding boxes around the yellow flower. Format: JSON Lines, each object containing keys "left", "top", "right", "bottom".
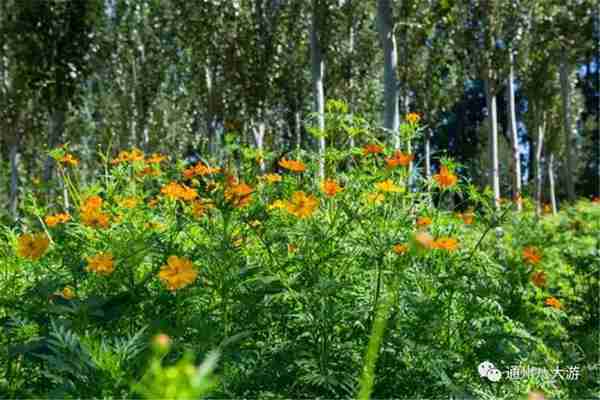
{"left": 111, "top": 148, "right": 144, "bottom": 164}
{"left": 262, "top": 173, "right": 282, "bottom": 184}
{"left": 375, "top": 179, "right": 402, "bottom": 193}
{"left": 433, "top": 166, "right": 458, "bottom": 189}
{"left": 158, "top": 256, "right": 198, "bottom": 291}
{"left": 45, "top": 212, "right": 71, "bottom": 227}
{"left": 321, "top": 179, "right": 343, "bottom": 198}
{"left": 86, "top": 252, "right": 115, "bottom": 275}
{"left": 278, "top": 158, "right": 306, "bottom": 173}
{"left": 17, "top": 233, "right": 50, "bottom": 260}
{"left": 365, "top": 192, "right": 385, "bottom": 205}
{"left": 146, "top": 153, "right": 167, "bottom": 164}
{"left": 285, "top": 191, "right": 319, "bottom": 219}
{"left": 60, "top": 287, "right": 75, "bottom": 300}
{"left": 268, "top": 199, "right": 287, "bottom": 211}
{"left": 119, "top": 196, "right": 139, "bottom": 209}
{"left": 406, "top": 112, "right": 421, "bottom": 124}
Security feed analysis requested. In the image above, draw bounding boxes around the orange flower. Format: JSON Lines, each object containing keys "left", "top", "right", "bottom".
{"left": 544, "top": 297, "right": 562, "bottom": 310}
{"left": 321, "top": 179, "right": 343, "bottom": 197}
{"left": 432, "top": 237, "right": 459, "bottom": 252}
{"left": 362, "top": 143, "right": 383, "bottom": 156}
{"left": 82, "top": 195, "right": 103, "bottom": 211}
{"left": 278, "top": 158, "right": 306, "bottom": 173}
{"left": 523, "top": 246, "right": 542, "bottom": 265}
{"left": 433, "top": 166, "right": 458, "bottom": 189}
{"left": 393, "top": 244, "right": 408, "bottom": 255}
{"left": 158, "top": 255, "right": 198, "bottom": 291}
{"left": 375, "top": 179, "right": 403, "bottom": 193}
{"left": 60, "top": 287, "right": 75, "bottom": 300}
{"left": 414, "top": 231, "right": 435, "bottom": 250}
{"left": 137, "top": 166, "right": 161, "bottom": 177}
{"left": 45, "top": 212, "right": 71, "bottom": 227}
{"left": 406, "top": 112, "right": 421, "bottom": 124}
{"left": 263, "top": 173, "right": 282, "bottom": 184}
{"left": 183, "top": 162, "right": 221, "bottom": 179}
{"left": 457, "top": 211, "right": 474, "bottom": 225}
{"left": 81, "top": 209, "right": 111, "bottom": 229}
{"left": 285, "top": 191, "right": 319, "bottom": 218}
{"left": 146, "top": 153, "right": 167, "bottom": 164}
{"left": 58, "top": 153, "right": 79, "bottom": 167}
{"left": 287, "top": 243, "right": 298, "bottom": 253}
{"left": 224, "top": 182, "right": 253, "bottom": 208}
{"left": 386, "top": 150, "right": 414, "bottom": 168}
{"left": 17, "top": 233, "right": 50, "bottom": 260}
{"left": 148, "top": 197, "right": 159, "bottom": 208}
{"left": 161, "top": 181, "right": 198, "bottom": 202}
{"left": 531, "top": 271, "right": 547, "bottom": 288}
{"left": 86, "top": 252, "right": 115, "bottom": 275}
{"left": 416, "top": 216, "right": 432, "bottom": 228}
{"left": 111, "top": 148, "right": 144, "bottom": 164}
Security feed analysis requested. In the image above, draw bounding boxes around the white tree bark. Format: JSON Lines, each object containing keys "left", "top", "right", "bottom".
{"left": 310, "top": 3, "right": 326, "bottom": 179}
{"left": 534, "top": 121, "right": 545, "bottom": 216}
{"left": 548, "top": 152, "right": 557, "bottom": 215}
{"left": 507, "top": 50, "right": 522, "bottom": 211}
{"left": 484, "top": 77, "right": 501, "bottom": 208}
{"left": 424, "top": 129, "right": 432, "bottom": 179}
{"left": 376, "top": 0, "right": 399, "bottom": 147}
{"left": 559, "top": 51, "right": 576, "bottom": 201}
{"left": 252, "top": 119, "right": 266, "bottom": 173}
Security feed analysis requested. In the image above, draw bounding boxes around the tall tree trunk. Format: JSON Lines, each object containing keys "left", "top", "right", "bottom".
{"left": 310, "top": 2, "right": 326, "bottom": 179}
{"left": 252, "top": 118, "right": 266, "bottom": 173}
{"left": 424, "top": 128, "right": 432, "bottom": 179}
{"left": 559, "top": 51, "right": 576, "bottom": 201}
{"left": 43, "top": 105, "right": 66, "bottom": 183}
{"left": 484, "top": 77, "right": 501, "bottom": 208}
{"left": 507, "top": 51, "right": 522, "bottom": 211}
{"left": 534, "top": 121, "right": 545, "bottom": 216}
{"left": 376, "top": 0, "right": 399, "bottom": 147}
{"left": 295, "top": 110, "right": 302, "bottom": 150}
{"left": 9, "top": 135, "right": 20, "bottom": 221}
{"left": 205, "top": 62, "right": 217, "bottom": 157}
{"left": 548, "top": 152, "right": 557, "bottom": 215}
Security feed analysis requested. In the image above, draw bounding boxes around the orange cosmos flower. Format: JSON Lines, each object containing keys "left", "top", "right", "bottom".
{"left": 81, "top": 209, "right": 111, "bottom": 229}
{"left": 111, "top": 148, "right": 144, "bottom": 164}
{"left": 393, "top": 244, "right": 408, "bottom": 255}
{"left": 60, "top": 287, "right": 75, "bottom": 300}
{"left": 523, "top": 246, "right": 542, "bottom": 265}
{"left": 416, "top": 216, "right": 432, "bottom": 228}
{"left": 58, "top": 153, "right": 79, "bottom": 167}
{"left": 161, "top": 181, "right": 198, "bottom": 201}
{"left": 285, "top": 191, "right": 319, "bottom": 218}
{"left": 531, "top": 271, "right": 547, "bottom": 288}
{"left": 376, "top": 179, "right": 403, "bottom": 193}
{"left": 433, "top": 166, "right": 458, "bottom": 189}
{"left": 224, "top": 182, "right": 253, "bottom": 208}
{"left": 146, "top": 153, "right": 167, "bottom": 164}
{"left": 362, "top": 143, "right": 383, "bottom": 156}
{"left": 17, "top": 233, "right": 50, "bottom": 260}
{"left": 406, "top": 112, "right": 421, "bottom": 124}
{"left": 321, "top": 179, "right": 343, "bottom": 197}
{"left": 86, "top": 252, "right": 115, "bottom": 275}
{"left": 544, "top": 297, "right": 562, "bottom": 310}
{"left": 432, "top": 237, "right": 459, "bottom": 252}
{"left": 183, "top": 162, "right": 221, "bottom": 179}
{"left": 158, "top": 255, "right": 198, "bottom": 291}
{"left": 278, "top": 158, "right": 306, "bottom": 173}
{"left": 82, "top": 195, "right": 103, "bottom": 211}
{"left": 45, "top": 212, "right": 71, "bottom": 227}
{"left": 457, "top": 211, "right": 474, "bottom": 225}
{"left": 386, "top": 150, "right": 414, "bottom": 168}
{"left": 414, "top": 231, "right": 435, "bottom": 250}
